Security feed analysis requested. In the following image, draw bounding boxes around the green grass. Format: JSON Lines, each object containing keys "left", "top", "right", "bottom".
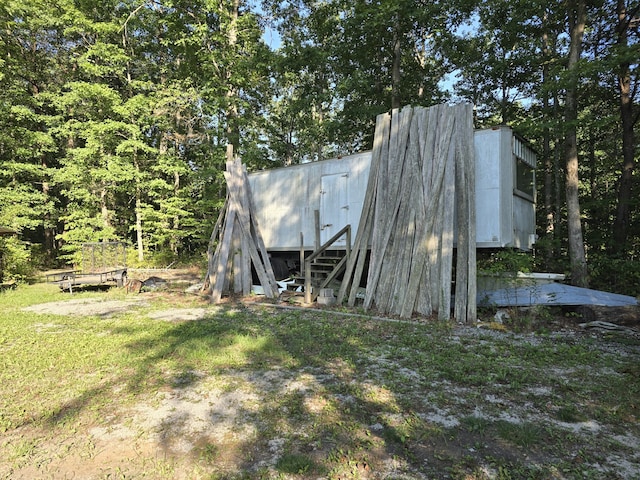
{"left": 276, "top": 453, "right": 321, "bottom": 474}
{"left": 0, "top": 283, "right": 639, "bottom": 479}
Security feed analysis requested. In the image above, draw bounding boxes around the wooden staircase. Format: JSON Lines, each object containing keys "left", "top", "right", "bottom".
{"left": 305, "top": 250, "right": 347, "bottom": 299}
{"left": 289, "top": 225, "right": 351, "bottom": 303}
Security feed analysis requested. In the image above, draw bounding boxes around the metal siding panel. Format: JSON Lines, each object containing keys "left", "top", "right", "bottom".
{"left": 320, "top": 173, "right": 349, "bottom": 245}
{"left": 474, "top": 129, "right": 504, "bottom": 246}
{"left": 248, "top": 167, "right": 307, "bottom": 250}
{"left": 501, "top": 128, "right": 514, "bottom": 246}
{"left": 513, "top": 196, "right": 536, "bottom": 249}
{"left": 248, "top": 152, "right": 372, "bottom": 250}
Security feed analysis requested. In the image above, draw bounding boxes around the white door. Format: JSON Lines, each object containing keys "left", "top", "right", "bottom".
{"left": 320, "top": 173, "right": 349, "bottom": 246}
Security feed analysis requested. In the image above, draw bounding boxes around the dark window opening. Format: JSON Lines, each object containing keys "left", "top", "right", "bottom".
{"left": 514, "top": 156, "right": 535, "bottom": 201}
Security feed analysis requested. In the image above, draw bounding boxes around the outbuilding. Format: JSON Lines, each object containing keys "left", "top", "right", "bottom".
{"left": 248, "top": 125, "right": 537, "bottom": 259}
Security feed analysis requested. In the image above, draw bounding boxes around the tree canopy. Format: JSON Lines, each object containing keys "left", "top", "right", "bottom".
{"left": 0, "top": 0, "right": 638, "bottom": 294}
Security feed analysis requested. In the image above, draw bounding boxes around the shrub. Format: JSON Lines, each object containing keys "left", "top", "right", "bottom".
{"left": 0, "top": 237, "right": 35, "bottom": 282}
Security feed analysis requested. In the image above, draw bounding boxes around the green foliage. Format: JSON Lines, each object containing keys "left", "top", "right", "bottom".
{"left": 477, "top": 249, "right": 535, "bottom": 274}
{"left": 0, "top": 0, "right": 638, "bottom": 297}
{"left": 0, "top": 0, "right": 273, "bottom": 266}
{"left": 265, "top": 0, "right": 448, "bottom": 158}
{"left": 588, "top": 253, "right": 640, "bottom": 296}
{"left": 0, "top": 237, "right": 34, "bottom": 282}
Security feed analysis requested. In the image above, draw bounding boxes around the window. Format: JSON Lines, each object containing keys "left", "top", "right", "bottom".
{"left": 514, "top": 155, "right": 535, "bottom": 201}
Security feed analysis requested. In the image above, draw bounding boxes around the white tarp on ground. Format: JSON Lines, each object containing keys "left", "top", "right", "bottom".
{"left": 478, "top": 283, "right": 638, "bottom": 307}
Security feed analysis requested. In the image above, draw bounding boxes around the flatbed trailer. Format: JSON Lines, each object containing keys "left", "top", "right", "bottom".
{"left": 47, "top": 268, "right": 128, "bottom": 292}
{"left": 47, "top": 241, "right": 128, "bottom": 292}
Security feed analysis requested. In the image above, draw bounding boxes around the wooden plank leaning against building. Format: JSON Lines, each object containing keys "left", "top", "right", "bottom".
{"left": 337, "top": 103, "right": 477, "bottom": 324}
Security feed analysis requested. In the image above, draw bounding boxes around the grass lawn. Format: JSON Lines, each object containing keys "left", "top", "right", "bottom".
{"left": 0, "top": 282, "right": 639, "bottom": 479}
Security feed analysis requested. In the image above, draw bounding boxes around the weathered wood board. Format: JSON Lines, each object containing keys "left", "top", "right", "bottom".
{"left": 204, "top": 158, "right": 279, "bottom": 303}
{"left": 338, "top": 103, "right": 477, "bottom": 323}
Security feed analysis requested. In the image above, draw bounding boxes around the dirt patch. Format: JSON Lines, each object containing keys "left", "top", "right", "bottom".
{"left": 21, "top": 296, "right": 220, "bottom": 324}
{"left": 127, "top": 267, "right": 202, "bottom": 284}
{"left": 22, "top": 297, "right": 148, "bottom": 317}
{"left": 10, "top": 357, "right": 639, "bottom": 479}
{"left": 147, "top": 307, "right": 212, "bottom": 322}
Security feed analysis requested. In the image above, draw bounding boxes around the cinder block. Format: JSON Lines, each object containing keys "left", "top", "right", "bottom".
{"left": 317, "top": 295, "right": 336, "bottom": 306}
{"left": 317, "top": 288, "right": 336, "bottom": 305}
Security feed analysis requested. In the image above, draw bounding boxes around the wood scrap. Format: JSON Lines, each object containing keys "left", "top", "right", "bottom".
{"left": 579, "top": 321, "right": 637, "bottom": 335}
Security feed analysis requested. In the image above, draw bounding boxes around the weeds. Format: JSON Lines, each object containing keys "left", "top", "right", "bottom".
{"left": 275, "top": 453, "right": 318, "bottom": 474}
{"left": 495, "top": 420, "right": 544, "bottom": 449}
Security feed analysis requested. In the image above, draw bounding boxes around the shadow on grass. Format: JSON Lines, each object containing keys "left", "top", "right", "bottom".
{"left": 18, "top": 298, "right": 639, "bottom": 478}
{"left": 34, "top": 302, "right": 434, "bottom": 475}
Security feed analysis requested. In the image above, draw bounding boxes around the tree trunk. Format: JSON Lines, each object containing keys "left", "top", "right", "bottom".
{"left": 391, "top": 12, "right": 402, "bottom": 110}
{"left": 136, "top": 186, "right": 144, "bottom": 262}
{"left": 100, "top": 186, "right": 111, "bottom": 235}
{"left": 41, "top": 155, "right": 55, "bottom": 259}
{"left": 313, "top": 101, "right": 324, "bottom": 161}
{"left": 225, "top": 0, "right": 240, "bottom": 153}
{"left": 171, "top": 170, "right": 180, "bottom": 255}
{"left": 564, "top": 0, "right": 589, "bottom": 287}
{"left": 542, "top": 19, "right": 555, "bottom": 266}
{"left": 134, "top": 155, "right": 144, "bottom": 262}
{"left": 612, "top": 0, "right": 636, "bottom": 251}
{"left": 554, "top": 91, "right": 562, "bottom": 249}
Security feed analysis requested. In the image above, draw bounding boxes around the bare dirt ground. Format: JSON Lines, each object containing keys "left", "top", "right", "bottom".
{"left": 4, "top": 277, "right": 640, "bottom": 479}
